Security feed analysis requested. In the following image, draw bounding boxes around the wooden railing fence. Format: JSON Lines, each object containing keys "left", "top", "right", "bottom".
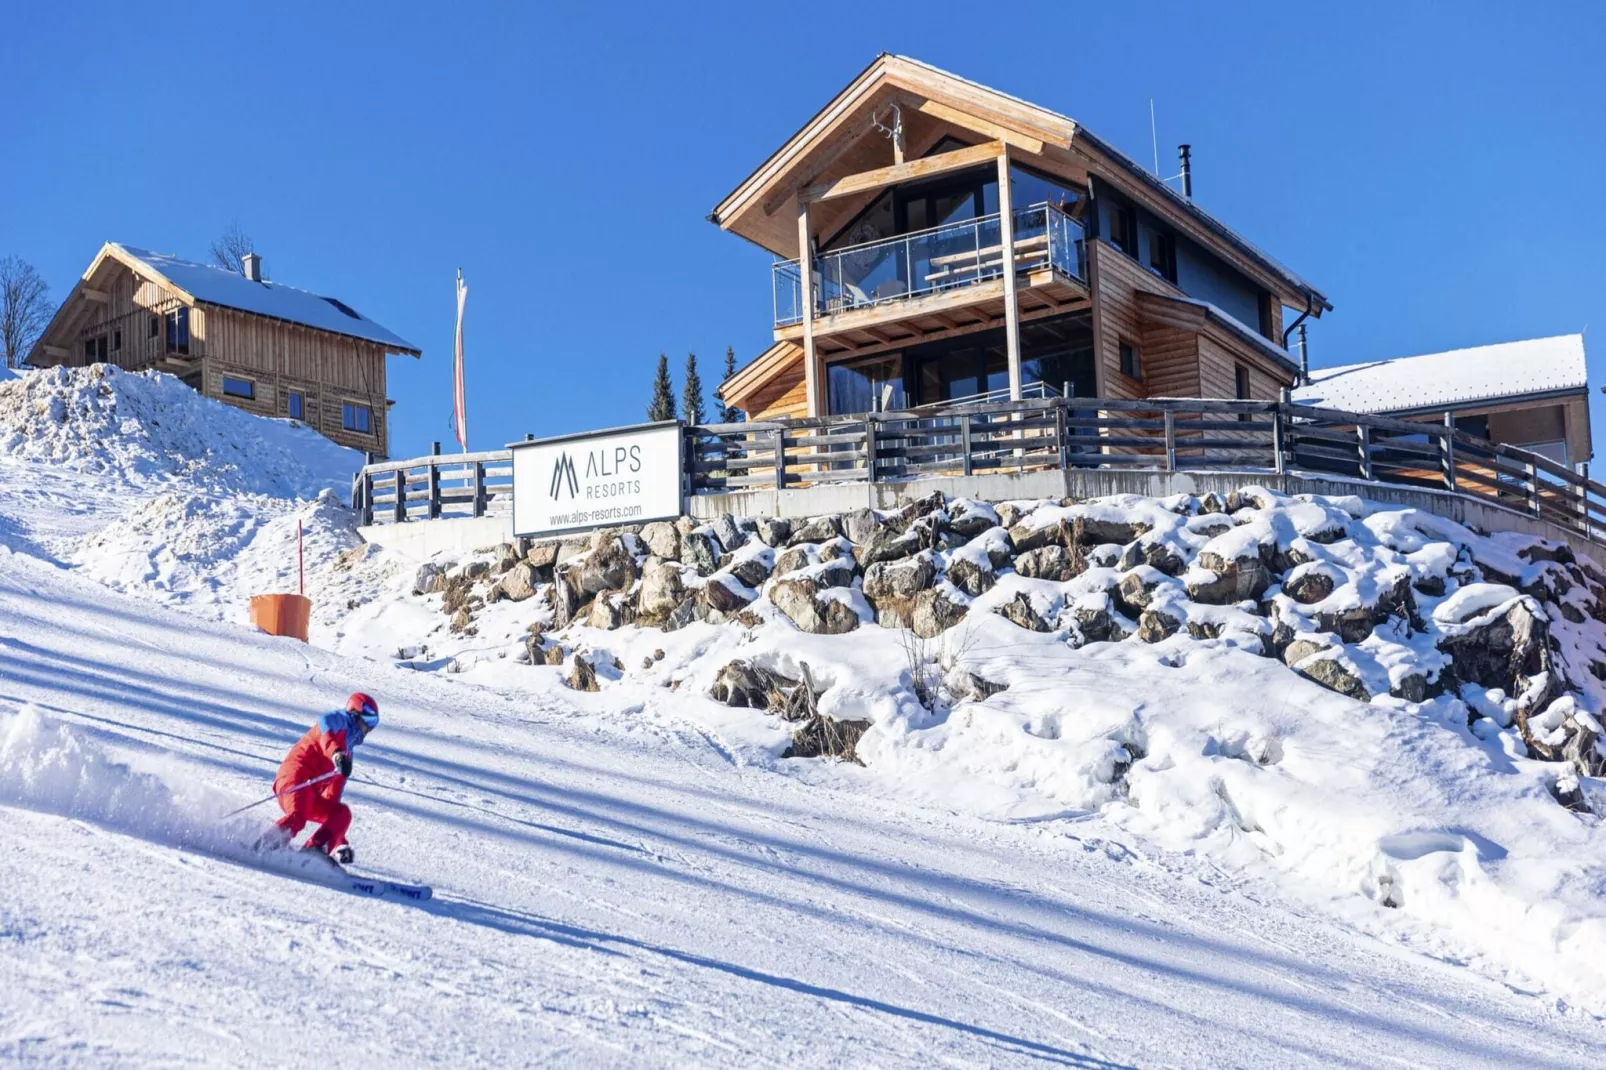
{"left": 355, "top": 399, "right": 1606, "bottom": 543}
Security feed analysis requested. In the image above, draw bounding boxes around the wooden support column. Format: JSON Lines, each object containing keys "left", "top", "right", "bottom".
{"left": 995, "top": 148, "right": 1022, "bottom": 401}
{"left": 798, "top": 197, "right": 821, "bottom": 417}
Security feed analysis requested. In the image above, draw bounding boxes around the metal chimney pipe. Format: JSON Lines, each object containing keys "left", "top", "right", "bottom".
{"left": 1297, "top": 322, "right": 1309, "bottom": 384}
{"left": 1178, "top": 144, "right": 1193, "bottom": 200}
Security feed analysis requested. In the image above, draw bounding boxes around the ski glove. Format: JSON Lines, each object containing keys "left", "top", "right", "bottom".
{"left": 332, "top": 751, "right": 352, "bottom": 778}
{"left": 330, "top": 844, "right": 354, "bottom": 865}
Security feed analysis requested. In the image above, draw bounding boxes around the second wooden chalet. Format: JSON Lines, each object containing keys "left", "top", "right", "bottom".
{"left": 712, "top": 54, "right": 1330, "bottom": 421}
{"left": 26, "top": 243, "right": 419, "bottom": 456}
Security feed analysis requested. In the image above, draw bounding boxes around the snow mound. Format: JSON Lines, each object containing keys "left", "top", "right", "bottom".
{"left": 0, "top": 363, "right": 359, "bottom": 498}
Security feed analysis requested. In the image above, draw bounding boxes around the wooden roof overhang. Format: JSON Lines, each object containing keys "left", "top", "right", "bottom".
{"left": 709, "top": 54, "right": 1329, "bottom": 317}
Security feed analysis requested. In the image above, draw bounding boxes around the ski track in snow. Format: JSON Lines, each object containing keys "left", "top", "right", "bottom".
{"left": 2, "top": 367, "right": 1606, "bottom": 1065}
{"left": 0, "top": 536, "right": 1601, "bottom": 1067}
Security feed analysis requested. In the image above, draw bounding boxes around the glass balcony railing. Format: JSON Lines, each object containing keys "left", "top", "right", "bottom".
{"left": 772, "top": 201, "right": 1086, "bottom": 329}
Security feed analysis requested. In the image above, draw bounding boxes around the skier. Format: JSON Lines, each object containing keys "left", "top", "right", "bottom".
{"left": 269, "top": 692, "right": 379, "bottom": 865}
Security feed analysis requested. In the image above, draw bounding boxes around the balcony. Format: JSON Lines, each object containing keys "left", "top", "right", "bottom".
{"left": 772, "top": 201, "right": 1088, "bottom": 353}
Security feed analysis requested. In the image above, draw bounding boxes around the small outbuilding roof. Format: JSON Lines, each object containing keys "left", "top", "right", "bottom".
{"left": 111, "top": 244, "right": 419, "bottom": 353}
{"left": 1291, "top": 334, "right": 1588, "bottom": 415}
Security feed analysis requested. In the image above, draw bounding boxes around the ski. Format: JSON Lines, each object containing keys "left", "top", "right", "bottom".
{"left": 342, "top": 875, "right": 433, "bottom": 902}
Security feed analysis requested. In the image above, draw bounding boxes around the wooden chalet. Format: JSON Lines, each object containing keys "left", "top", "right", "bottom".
{"left": 27, "top": 243, "right": 419, "bottom": 456}
{"left": 1294, "top": 334, "right": 1593, "bottom": 467}
{"left": 712, "top": 54, "right": 1330, "bottom": 422}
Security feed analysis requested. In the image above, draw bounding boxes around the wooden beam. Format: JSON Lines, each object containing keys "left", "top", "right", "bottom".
{"left": 915, "top": 98, "right": 1044, "bottom": 156}
{"left": 800, "top": 140, "right": 1002, "bottom": 205}
{"left": 798, "top": 197, "right": 820, "bottom": 417}
{"left": 996, "top": 149, "right": 1022, "bottom": 401}
{"left": 42, "top": 344, "right": 68, "bottom": 358}
{"left": 82, "top": 288, "right": 109, "bottom": 303}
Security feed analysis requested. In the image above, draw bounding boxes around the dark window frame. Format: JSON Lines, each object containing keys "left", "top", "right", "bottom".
{"left": 287, "top": 391, "right": 304, "bottom": 421}
{"left": 342, "top": 402, "right": 373, "bottom": 434}
{"left": 1148, "top": 230, "right": 1177, "bottom": 284}
{"left": 165, "top": 308, "right": 190, "bottom": 355}
{"left": 1107, "top": 201, "right": 1138, "bottom": 257}
{"left": 222, "top": 375, "right": 255, "bottom": 400}
{"left": 1119, "top": 339, "right": 1141, "bottom": 380}
{"left": 148, "top": 315, "right": 160, "bottom": 339}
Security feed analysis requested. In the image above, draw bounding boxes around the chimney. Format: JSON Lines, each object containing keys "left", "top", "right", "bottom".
{"left": 1297, "top": 322, "right": 1309, "bottom": 384}
{"left": 1177, "top": 144, "right": 1193, "bottom": 200}
{"left": 242, "top": 252, "right": 262, "bottom": 282}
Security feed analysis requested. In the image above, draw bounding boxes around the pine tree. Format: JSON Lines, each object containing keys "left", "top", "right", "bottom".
{"left": 717, "top": 345, "right": 743, "bottom": 423}
{"left": 647, "top": 354, "right": 677, "bottom": 421}
{"left": 681, "top": 352, "right": 706, "bottom": 426}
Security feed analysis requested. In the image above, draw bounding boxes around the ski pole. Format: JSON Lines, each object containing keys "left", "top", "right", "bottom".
{"left": 223, "top": 770, "right": 339, "bottom": 818}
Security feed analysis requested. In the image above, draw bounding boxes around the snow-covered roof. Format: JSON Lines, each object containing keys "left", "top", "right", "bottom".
{"left": 1292, "top": 334, "right": 1588, "bottom": 415}
{"left": 111, "top": 244, "right": 419, "bottom": 353}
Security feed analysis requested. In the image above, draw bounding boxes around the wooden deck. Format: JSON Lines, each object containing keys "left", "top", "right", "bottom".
{"left": 775, "top": 267, "right": 1088, "bottom": 358}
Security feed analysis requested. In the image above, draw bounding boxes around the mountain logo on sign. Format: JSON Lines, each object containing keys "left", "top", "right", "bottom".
{"left": 550, "top": 452, "right": 580, "bottom": 500}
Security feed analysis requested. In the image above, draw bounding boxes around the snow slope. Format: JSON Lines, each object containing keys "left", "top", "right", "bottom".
{"left": 5, "top": 542, "right": 1606, "bottom": 1067}
{"left": 3, "top": 365, "right": 1606, "bottom": 1064}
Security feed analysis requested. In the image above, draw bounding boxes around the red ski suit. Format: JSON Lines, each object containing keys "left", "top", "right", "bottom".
{"left": 274, "top": 712, "right": 363, "bottom": 851}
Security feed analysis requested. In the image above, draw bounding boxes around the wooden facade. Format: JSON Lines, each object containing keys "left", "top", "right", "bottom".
{"left": 27, "top": 244, "right": 418, "bottom": 457}
{"left": 713, "top": 55, "right": 1327, "bottom": 424}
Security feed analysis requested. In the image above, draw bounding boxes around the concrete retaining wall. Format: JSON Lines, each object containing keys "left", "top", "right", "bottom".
{"left": 360, "top": 470, "right": 1598, "bottom": 565}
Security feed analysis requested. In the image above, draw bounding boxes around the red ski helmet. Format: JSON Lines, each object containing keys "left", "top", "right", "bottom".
{"left": 347, "top": 692, "right": 379, "bottom": 731}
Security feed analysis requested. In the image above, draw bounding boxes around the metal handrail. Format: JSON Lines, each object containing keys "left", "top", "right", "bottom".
{"left": 772, "top": 201, "right": 1085, "bottom": 328}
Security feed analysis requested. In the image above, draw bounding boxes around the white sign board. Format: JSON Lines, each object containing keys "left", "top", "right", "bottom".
{"left": 510, "top": 421, "right": 683, "bottom": 539}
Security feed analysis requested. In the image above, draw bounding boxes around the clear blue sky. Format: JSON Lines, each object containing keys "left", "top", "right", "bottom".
{"left": 5, "top": 2, "right": 1604, "bottom": 460}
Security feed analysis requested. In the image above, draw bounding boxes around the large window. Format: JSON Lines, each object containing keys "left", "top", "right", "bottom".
{"left": 1148, "top": 231, "right": 1177, "bottom": 283}
{"left": 1107, "top": 202, "right": 1137, "bottom": 256}
{"left": 342, "top": 402, "right": 373, "bottom": 434}
{"left": 824, "top": 312, "right": 1095, "bottom": 414}
{"left": 222, "top": 376, "right": 255, "bottom": 400}
{"left": 1120, "top": 340, "right": 1141, "bottom": 380}
{"left": 165, "top": 308, "right": 190, "bottom": 355}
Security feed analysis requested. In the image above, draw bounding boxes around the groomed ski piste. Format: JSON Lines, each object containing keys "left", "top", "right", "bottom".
{"left": 2, "top": 365, "right": 1605, "bottom": 1067}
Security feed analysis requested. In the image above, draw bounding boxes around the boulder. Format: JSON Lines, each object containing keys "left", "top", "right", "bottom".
{"left": 493, "top": 543, "right": 521, "bottom": 574}
{"left": 1074, "top": 598, "right": 1132, "bottom": 644}
{"left": 1015, "top": 545, "right": 1076, "bottom": 582}
{"left": 498, "top": 562, "right": 541, "bottom": 603}
{"left": 1391, "top": 673, "right": 1429, "bottom": 703}
{"left": 526, "top": 541, "right": 560, "bottom": 569}
{"left": 1119, "top": 538, "right": 1186, "bottom": 577}
{"left": 995, "top": 592, "right": 1051, "bottom": 633}
{"left": 709, "top": 514, "right": 744, "bottom": 554}
{"left": 1315, "top": 606, "right": 1378, "bottom": 645}
{"left": 1198, "top": 492, "right": 1226, "bottom": 514}
{"left": 701, "top": 575, "right": 756, "bottom": 615}
{"left": 1078, "top": 516, "right": 1149, "bottom": 546}
{"left": 1295, "top": 654, "right": 1371, "bottom": 702}
{"left": 947, "top": 670, "right": 1009, "bottom": 702}
{"left": 1412, "top": 573, "right": 1447, "bottom": 597}
{"left": 946, "top": 555, "right": 995, "bottom": 597}
{"left": 843, "top": 507, "right": 884, "bottom": 546}
{"left": 862, "top": 555, "right": 937, "bottom": 605}
{"left": 565, "top": 655, "right": 599, "bottom": 692}
{"left": 947, "top": 500, "right": 1001, "bottom": 539}
{"left": 588, "top": 593, "right": 635, "bottom": 630}
{"left": 1188, "top": 546, "right": 1272, "bottom": 605}
{"left": 787, "top": 515, "right": 841, "bottom": 546}
{"left": 1282, "top": 637, "right": 1335, "bottom": 668}
{"left": 709, "top": 660, "right": 779, "bottom": 709}
{"left": 412, "top": 562, "right": 447, "bottom": 596}
{"left": 576, "top": 539, "right": 638, "bottom": 594}
{"left": 463, "top": 560, "right": 491, "bottom": 581}
{"left": 774, "top": 545, "right": 811, "bottom": 575}
{"left": 757, "top": 517, "right": 792, "bottom": 547}
{"left": 785, "top": 715, "right": 871, "bottom": 763}
{"left": 636, "top": 559, "right": 689, "bottom": 624}
{"left": 640, "top": 522, "right": 680, "bottom": 560}
{"left": 1007, "top": 519, "right": 1068, "bottom": 554}
{"left": 814, "top": 559, "right": 858, "bottom": 589}
{"left": 1283, "top": 569, "right": 1334, "bottom": 605}
{"left": 1136, "top": 609, "right": 1181, "bottom": 644}
{"left": 680, "top": 531, "right": 720, "bottom": 576}
{"left": 728, "top": 554, "right": 773, "bottom": 590}
{"left": 910, "top": 587, "right": 967, "bottom": 638}
{"left": 550, "top": 569, "right": 587, "bottom": 628}
{"left": 769, "top": 578, "right": 859, "bottom": 635}
{"left": 555, "top": 537, "right": 591, "bottom": 564}
{"left": 1116, "top": 569, "right": 1165, "bottom": 614}
{"left": 450, "top": 607, "right": 474, "bottom": 634}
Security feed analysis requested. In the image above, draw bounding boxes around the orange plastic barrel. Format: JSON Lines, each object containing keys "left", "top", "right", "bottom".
{"left": 249, "top": 594, "right": 312, "bottom": 642}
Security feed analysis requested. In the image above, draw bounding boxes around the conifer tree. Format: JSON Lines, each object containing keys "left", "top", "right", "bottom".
{"left": 717, "top": 345, "right": 744, "bottom": 423}
{"left": 647, "top": 354, "right": 677, "bottom": 421}
{"left": 681, "top": 352, "right": 706, "bottom": 426}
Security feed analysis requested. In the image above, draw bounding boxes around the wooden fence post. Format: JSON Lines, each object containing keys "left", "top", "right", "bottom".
{"left": 1357, "top": 424, "right": 1372, "bottom": 481}
{"left": 1272, "top": 404, "right": 1286, "bottom": 475}
{"left": 393, "top": 468, "right": 407, "bottom": 523}
{"left": 960, "top": 414, "right": 975, "bottom": 476}
{"left": 1526, "top": 461, "right": 1540, "bottom": 517}
{"left": 427, "top": 441, "right": 441, "bottom": 520}
{"left": 1163, "top": 409, "right": 1177, "bottom": 471}
{"left": 864, "top": 416, "right": 879, "bottom": 483}
{"left": 473, "top": 461, "right": 487, "bottom": 517}
{"left": 772, "top": 429, "right": 787, "bottom": 490}
{"left": 1441, "top": 413, "right": 1456, "bottom": 491}
{"left": 1580, "top": 463, "right": 1590, "bottom": 534}
{"left": 1053, "top": 404, "right": 1066, "bottom": 471}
